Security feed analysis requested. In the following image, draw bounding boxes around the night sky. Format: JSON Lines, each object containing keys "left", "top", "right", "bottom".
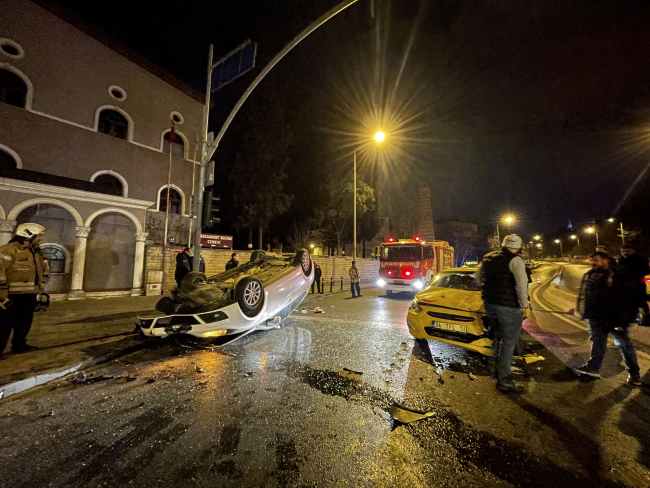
{"left": 55, "top": 0, "right": 650, "bottom": 241}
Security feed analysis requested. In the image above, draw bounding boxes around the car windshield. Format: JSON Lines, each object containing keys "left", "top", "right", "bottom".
{"left": 430, "top": 272, "right": 480, "bottom": 291}
{"left": 381, "top": 245, "right": 421, "bottom": 261}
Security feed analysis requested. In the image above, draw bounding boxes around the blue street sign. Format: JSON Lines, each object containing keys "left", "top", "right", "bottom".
{"left": 211, "top": 42, "right": 257, "bottom": 92}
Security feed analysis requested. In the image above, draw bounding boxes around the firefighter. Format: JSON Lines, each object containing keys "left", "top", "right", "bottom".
{"left": 0, "top": 223, "right": 49, "bottom": 357}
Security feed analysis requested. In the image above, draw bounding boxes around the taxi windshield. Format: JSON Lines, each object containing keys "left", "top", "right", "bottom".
{"left": 430, "top": 272, "right": 480, "bottom": 291}
{"left": 382, "top": 245, "right": 422, "bottom": 261}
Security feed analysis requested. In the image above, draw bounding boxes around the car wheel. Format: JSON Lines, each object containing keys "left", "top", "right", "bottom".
{"left": 386, "top": 290, "right": 393, "bottom": 297}
{"left": 293, "top": 249, "right": 312, "bottom": 276}
{"left": 235, "top": 276, "right": 264, "bottom": 317}
{"left": 249, "top": 250, "right": 266, "bottom": 262}
{"left": 181, "top": 271, "right": 207, "bottom": 288}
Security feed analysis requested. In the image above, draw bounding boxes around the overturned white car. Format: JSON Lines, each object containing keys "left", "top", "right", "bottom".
{"left": 137, "top": 249, "right": 313, "bottom": 345}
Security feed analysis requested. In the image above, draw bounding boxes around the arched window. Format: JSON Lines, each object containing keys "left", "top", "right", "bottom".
{"left": 163, "top": 131, "right": 185, "bottom": 158}
{"left": 97, "top": 109, "right": 128, "bottom": 140}
{"left": 159, "top": 188, "right": 182, "bottom": 215}
{"left": 0, "top": 147, "right": 18, "bottom": 171}
{"left": 0, "top": 68, "right": 27, "bottom": 108}
{"left": 93, "top": 174, "right": 123, "bottom": 197}
{"left": 41, "top": 245, "right": 66, "bottom": 274}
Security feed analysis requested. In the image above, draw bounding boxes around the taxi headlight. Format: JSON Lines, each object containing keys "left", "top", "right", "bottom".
{"left": 408, "top": 299, "right": 422, "bottom": 313}
{"left": 377, "top": 278, "right": 386, "bottom": 287}
{"left": 413, "top": 281, "right": 424, "bottom": 290}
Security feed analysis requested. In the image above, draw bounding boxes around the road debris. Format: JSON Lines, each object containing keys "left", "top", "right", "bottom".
{"left": 339, "top": 368, "right": 363, "bottom": 380}
{"left": 388, "top": 404, "right": 435, "bottom": 425}
{"left": 468, "top": 373, "right": 477, "bottom": 381}
{"left": 68, "top": 372, "right": 114, "bottom": 385}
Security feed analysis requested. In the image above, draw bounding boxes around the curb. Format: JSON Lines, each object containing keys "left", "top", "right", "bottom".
{"left": 0, "top": 335, "right": 152, "bottom": 401}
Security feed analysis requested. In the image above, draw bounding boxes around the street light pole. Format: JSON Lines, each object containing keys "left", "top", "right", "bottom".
{"left": 554, "top": 239, "right": 562, "bottom": 257}
{"left": 620, "top": 221, "right": 625, "bottom": 246}
{"left": 353, "top": 150, "right": 357, "bottom": 259}
{"left": 192, "top": 0, "right": 360, "bottom": 271}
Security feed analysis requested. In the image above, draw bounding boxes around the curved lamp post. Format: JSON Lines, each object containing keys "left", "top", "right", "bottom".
{"left": 193, "top": 0, "right": 360, "bottom": 269}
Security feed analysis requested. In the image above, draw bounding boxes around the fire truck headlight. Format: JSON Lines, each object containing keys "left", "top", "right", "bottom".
{"left": 377, "top": 279, "right": 386, "bottom": 287}
{"left": 413, "top": 281, "right": 424, "bottom": 290}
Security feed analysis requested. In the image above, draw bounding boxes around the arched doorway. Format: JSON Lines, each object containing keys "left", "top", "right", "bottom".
{"left": 84, "top": 212, "right": 136, "bottom": 291}
{"left": 15, "top": 203, "right": 77, "bottom": 294}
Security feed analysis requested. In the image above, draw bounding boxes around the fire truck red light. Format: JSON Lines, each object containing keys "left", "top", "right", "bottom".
{"left": 405, "top": 271, "right": 411, "bottom": 276}
{"left": 387, "top": 270, "right": 392, "bottom": 275}
{"left": 414, "top": 236, "right": 420, "bottom": 241}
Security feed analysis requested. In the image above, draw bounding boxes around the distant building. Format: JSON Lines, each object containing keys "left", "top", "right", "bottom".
{"left": 435, "top": 219, "right": 479, "bottom": 241}
{"left": 0, "top": 0, "right": 204, "bottom": 298}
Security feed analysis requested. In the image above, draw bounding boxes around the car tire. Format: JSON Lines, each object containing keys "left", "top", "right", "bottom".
{"left": 386, "top": 290, "right": 393, "bottom": 297}
{"left": 235, "top": 276, "right": 264, "bottom": 317}
{"left": 294, "top": 249, "right": 312, "bottom": 276}
{"left": 181, "top": 271, "right": 207, "bottom": 288}
{"left": 249, "top": 250, "right": 266, "bottom": 262}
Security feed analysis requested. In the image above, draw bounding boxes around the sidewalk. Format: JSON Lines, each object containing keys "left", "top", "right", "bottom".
{"left": 0, "top": 296, "right": 161, "bottom": 398}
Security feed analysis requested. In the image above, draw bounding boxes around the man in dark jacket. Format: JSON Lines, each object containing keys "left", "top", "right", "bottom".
{"left": 476, "top": 234, "right": 529, "bottom": 393}
{"left": 617, "top": 244, "right": 650, "bottom": 326}
{"left": 225, "top": 253, "right": 239, "bottom": 271}
{"left": 575, "top": 252, "right": 641, "bottom": 385}
{"left": 175, "top": 248, "right": 204, "bottom": 288}
{"left": 312, "top": 263, "right": 322, "bottom": 293}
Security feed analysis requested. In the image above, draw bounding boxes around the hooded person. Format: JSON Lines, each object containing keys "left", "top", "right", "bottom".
{"left": 0, "top": 223, "right": 49, "bottom": 357}
{"left": 475, "top": 234, "right": 529, "bottom": 393}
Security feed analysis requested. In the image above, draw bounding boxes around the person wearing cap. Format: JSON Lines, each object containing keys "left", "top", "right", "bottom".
{"left": 617, "top": 244, "right": 650, "bottom": 326}
{"left": 0, "top": 223, "right": 49, "bottom": 357}
{"left": 575, "top": 251, "right": 642, "bottom": 385}
{"left": 349, "top": 261, "right": 361, "bottom": 298}
{"left": 476, "top": 234, "right": 529, "bottom": 393}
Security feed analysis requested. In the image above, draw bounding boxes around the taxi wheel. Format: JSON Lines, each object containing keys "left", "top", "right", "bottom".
{"left": 235, "top": 276, "right": 264, "bottom": 317}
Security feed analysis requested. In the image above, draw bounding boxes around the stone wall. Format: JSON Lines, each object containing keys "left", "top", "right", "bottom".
{"left": 144, "top": 246, "right": 380, "bottom": 293}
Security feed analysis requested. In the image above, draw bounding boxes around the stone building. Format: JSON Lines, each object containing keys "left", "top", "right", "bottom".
{"left": 0, "top": 0, "right": 204, "bottom": 299}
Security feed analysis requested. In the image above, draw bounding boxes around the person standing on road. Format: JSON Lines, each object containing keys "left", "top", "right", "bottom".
{"left": 0, "top": 223, "right": 49, "bottom": 357}
{"left": 476, "top": 234, "right": 529, "bottom": 393}
{"left": 349, "top": 261, "right": 361, "bottom": 298}
{"left": 575, "top": 251, "right": 641, "bottom": 384}
{"left": 313, "top": 263, "right": 322, "bottom": 294}
{"left": 225, "top": 252, "right": 239, "bottom": 271}
{"left": 175, "top": 247, "right": 205, "bottom": 288}
{"left": 617, "top": 244, "right": 650, "bottom": 326}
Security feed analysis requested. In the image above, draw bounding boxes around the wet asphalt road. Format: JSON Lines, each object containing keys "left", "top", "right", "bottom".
{"left": 0, "top": 284, "right": 648, "bottom": 487}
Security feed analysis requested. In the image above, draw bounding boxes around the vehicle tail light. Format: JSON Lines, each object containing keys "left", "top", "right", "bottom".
{"left": 645, "top": 278, "right": 650, "bottom": 283}
{"left": 387, "top": 270, "right": 393, "bottom": 275}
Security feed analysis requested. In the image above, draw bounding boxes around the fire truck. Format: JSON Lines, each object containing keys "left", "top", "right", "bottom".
{"left": 376, "top": 236, "right": 455, "bottom": 295}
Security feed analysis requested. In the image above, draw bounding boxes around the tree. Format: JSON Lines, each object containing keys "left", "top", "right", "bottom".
{"left": 287, "top": 218, "right": 326, "bottom": 252}
{"left": 229, "top": 88, "right": 293, "bottom": 248}
{"left": 323, "top": 177, "right": 376, "bottom": 255}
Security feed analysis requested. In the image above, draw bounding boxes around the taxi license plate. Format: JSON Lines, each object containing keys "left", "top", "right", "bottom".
{"left": 432, "top": 321, "right": 467, "bottom": 333}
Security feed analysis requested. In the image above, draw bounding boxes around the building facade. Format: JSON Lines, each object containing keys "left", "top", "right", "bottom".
{"left": 0, "top": 0, "right": 204, "bottom": 299}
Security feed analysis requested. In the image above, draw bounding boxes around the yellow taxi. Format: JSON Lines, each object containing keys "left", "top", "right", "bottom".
{"left": 406, "top": 267, "right": 529, "bottom": 356}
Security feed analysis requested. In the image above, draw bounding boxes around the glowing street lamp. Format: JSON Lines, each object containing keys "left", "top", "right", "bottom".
{"left": 533, "top": 235, "right": 541, "bottom": 241}
{"left": 585, "top": 226, "right": 599, "bottom": 247}
{"left": 353, "top": 132, "right": 385, "bottom": 258}
{"left": 496, "top": 215, "right": 515, "bottom": 243}
{"left": 554, "top": 239, "right": 563, "bottom": 256}
{"left": 608, "top": 217, "right": 626, "bottom": 245}
{"left": 570, "top": 234, "right": 580, "bottom": 253}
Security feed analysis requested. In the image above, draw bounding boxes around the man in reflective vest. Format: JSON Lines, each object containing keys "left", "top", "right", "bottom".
{"left": 476, "top": 234, "right": 529, "bottom": 393}
{"left": 0, "top": 223, "right": 49, "bottom": 357}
